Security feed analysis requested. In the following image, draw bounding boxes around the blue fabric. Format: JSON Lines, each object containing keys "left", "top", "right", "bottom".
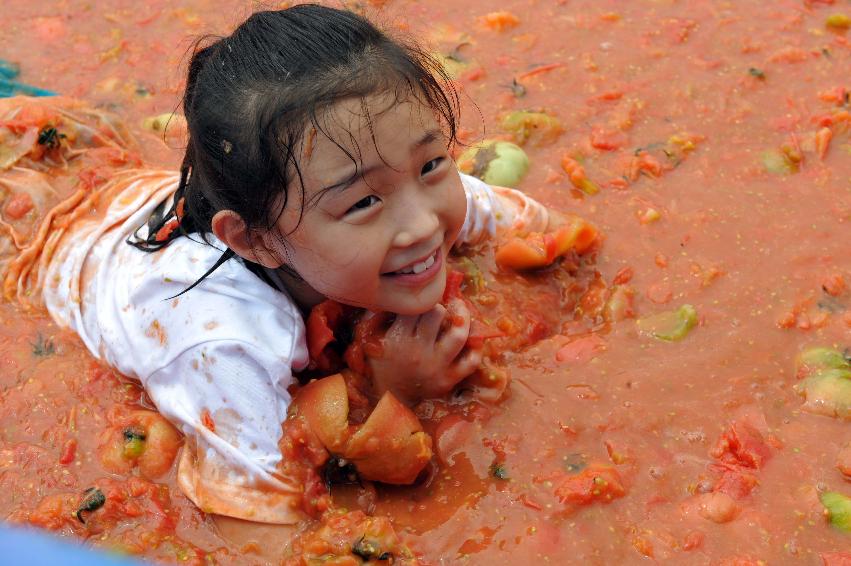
{"left": 0, "top": 59, "right": 20, "bottom": 80}
{"left": 0, "top": 526, "right": 148, "bottom": 566}
{"left": 0, "top": 59, "right": 55, "bottom": 97}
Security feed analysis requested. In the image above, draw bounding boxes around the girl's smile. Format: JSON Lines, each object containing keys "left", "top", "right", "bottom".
{"left": 381, "top": 246, "right": 443, "bottom": 285}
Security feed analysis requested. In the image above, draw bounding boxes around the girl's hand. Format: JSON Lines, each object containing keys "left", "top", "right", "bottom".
{"left": 367, "top": 298, "right": 482, "bottom": 405}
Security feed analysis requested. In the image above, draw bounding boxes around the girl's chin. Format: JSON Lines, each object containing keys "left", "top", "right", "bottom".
{"left": 376, "top": 269, "right": 447, "bottom": 315}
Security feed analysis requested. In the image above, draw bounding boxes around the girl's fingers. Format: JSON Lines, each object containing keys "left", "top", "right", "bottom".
{"left": 436, "top": 298, "right": 471, "bottom": 361}
{"left": 386, "top": 313, "right": 418, "bottom": 341}
{"left": 415, "top": 303, "right": 447, "bottom": 342}
{"left": 447, "top": 346, "right": 483, "bottom": 383}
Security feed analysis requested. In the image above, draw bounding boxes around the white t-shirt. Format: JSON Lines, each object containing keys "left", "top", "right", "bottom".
{"left": 41, "top": 169, "right": 548, "bottom": 523}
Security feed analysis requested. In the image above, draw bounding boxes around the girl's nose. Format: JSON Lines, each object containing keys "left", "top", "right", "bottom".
{"left": 391, "top": 192, "right": 441, "bottom": 249}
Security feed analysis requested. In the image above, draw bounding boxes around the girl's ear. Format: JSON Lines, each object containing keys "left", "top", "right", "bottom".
{"left": 211, "top": 210, "right": 284, "bottom": 269}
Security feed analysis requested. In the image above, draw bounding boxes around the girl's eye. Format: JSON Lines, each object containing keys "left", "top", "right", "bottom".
{"left": 421, "top": 157, "right": 444, "bottom": 176}
{"left": 346, "top": 195, "right": 380, "bottom": 214}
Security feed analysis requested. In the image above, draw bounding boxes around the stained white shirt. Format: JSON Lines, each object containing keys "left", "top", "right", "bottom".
{"left": 42, "top": 169, "right": 547, "bottom": 522}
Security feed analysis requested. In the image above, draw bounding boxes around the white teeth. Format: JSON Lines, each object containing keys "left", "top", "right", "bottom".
{"left": 396, "top": 252, "right": 436, "bottom": 275}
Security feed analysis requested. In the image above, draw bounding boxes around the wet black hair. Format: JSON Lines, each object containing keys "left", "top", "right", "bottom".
{"left": 129, "top": 4, "right": 459, "bottom": 291}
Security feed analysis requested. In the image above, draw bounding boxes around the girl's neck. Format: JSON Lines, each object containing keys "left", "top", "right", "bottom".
{"left": 274, "top": 266, "right": 327, "bottom": 312}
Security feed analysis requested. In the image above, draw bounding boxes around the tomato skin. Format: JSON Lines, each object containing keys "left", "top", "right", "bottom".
{"left": 442, "top": 269, "right": 465, "bottom": 302}
{"left": 711, "top": 421, "right": 772, "bottom": 469}
{"left": 555, "top": 335, "right": 606, "bottom": 365}
{"left": 58, "top": 438, "right": 77, "bottom": 465}
{"left": 345, "top": 392, "right": 433, "bottom": 484}
{"left": 494, "top": 235, "right": 549, "bottom": 270}
{"left": 590, "top": 127, "right": 628, "bottom": 150}
{"left": 495, "top": 217, "right": 599, "bottom": 271}
{"left": 305, "top": 300, "right": 345, "bottom": 364}
{"left": 713, "top": 470, "right": 759, "bottom": 499}
{"left": 553, "top": 464, "right": 626, "bottom": 507}
{"left": 290, "top": 373, "right": 433, "bottom": 485}
{"left": 682, "top": 530, "right": 704, "bottom": 551}
{"left": 291, "top": 374, "right": 350, "bottom": 452}
{"left": 3, "top": 192, "right": 34, "bottom": 220}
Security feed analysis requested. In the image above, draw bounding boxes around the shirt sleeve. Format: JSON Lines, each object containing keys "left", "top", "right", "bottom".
{"left": 455, "top": 172, "right": 550, "bottom": 247}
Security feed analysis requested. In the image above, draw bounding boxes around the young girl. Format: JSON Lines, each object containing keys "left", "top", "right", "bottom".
{"left": 0, "top": 5, "right": 557, "bottom": 523}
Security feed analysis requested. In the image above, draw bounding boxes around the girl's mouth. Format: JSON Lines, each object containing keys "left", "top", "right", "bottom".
{"left": 383, "top": 248, "right": 443, "bottom": 285}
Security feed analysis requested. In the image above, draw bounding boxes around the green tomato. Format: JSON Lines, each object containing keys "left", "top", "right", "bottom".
{"left": 761, "top": 150, "right": 797, "bottom": 175}
{"left": 457, "top": 140, "right": 530, "bottom": 187}
{"left": 636, "top": 304, "right": 698, "bottom": 342}
{"left": 820, "top": 491, "right": 851, "bottom": 532}
{"left": 797, "top": 347, "right": 850, "bottom": 376}
{"left": 794, "top": 369, "right": 851, "bottom": 420}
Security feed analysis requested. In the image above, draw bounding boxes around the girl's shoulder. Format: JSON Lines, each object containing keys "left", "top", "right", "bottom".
{"left": 109, "top": 232, "right": 308, "bottom": 376}
{"left": 42, "top": 171, "right": 308, "bottom": 381}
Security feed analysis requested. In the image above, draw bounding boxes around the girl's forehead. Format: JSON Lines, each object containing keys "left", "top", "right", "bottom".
{"left": 303, "top": 94, "right": 440, "bottom": 166}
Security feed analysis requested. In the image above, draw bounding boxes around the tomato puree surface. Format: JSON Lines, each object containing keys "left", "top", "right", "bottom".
{"left": 2, "top": 0, "right": 851, "bottom": 564}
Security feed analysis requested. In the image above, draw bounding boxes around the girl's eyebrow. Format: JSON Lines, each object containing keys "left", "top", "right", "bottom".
{"left": 322, "top": 128, "right": 444, "bottom": 193}
{"left": 413, "top": 128, "right": 443, "bottom": 149}
{"left": 321, "top": 165, "right": 378, "bottom": 193}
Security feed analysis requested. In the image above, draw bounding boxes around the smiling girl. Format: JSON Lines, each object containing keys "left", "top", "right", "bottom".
{"left": 0, "top": 5, "right": 556, "bottom": 523}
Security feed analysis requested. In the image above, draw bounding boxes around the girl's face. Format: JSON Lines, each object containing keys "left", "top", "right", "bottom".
{"left": 268, "top": 94, "right": 467, "bottom": 315}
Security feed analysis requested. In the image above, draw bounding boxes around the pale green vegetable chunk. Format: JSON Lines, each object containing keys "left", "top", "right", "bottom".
{"left": 501, "top": 111, "right": 563, "bottom": 146}
{"left": 761, "top": 150, "right": 796, "bottom": 175}
{"left": 820, "top": 491, "right": 851, "bottom": 532}
{"left": 577, "top": 178, "right": 600, "bottom": 196}
{"left": 636, "top": 304, "right": 698, "bottom": 342}
{"left": 797, "top": 347, "right": 850, "bottom": 375}
{"left": 457, "top": 140, "right": 530, "bottom": 187}
{"left": 435, "top": 53, "right": 468, "bottom": 79}
{"left": 794, "top": 369, "right": 851, "bottom": 420}
{"left": 142, "top": 112, "right": 186, "bottom": 135}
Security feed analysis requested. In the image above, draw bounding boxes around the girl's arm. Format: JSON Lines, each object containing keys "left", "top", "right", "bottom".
{"left": 454, "top": 172, "right": 550, "bottom": 247}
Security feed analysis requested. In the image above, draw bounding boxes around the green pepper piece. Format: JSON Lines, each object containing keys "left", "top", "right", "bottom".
{"left": 636, "top": 304, "right": 698, "bottom": 342}
{"left": 122, "top": 426, "right": 147, "bottom": 459}
{"left": 501, "top": 110, "right": 563, "bottom": 146}
{"left": 457, "top": 140, "right": 530, "bottom": 187}
{"left": 797, "top": 347, "right": 850, "bottom": 375}
{"left": 794, "top": 369, "right": 851, "bottom": 420}
{"left": 820, "top": 491, "right": 851, "bottom": 532}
